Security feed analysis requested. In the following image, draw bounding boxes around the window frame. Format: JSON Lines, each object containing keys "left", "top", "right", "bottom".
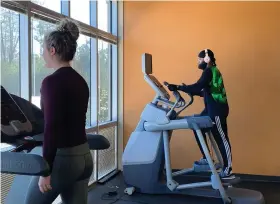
{"left": 1, "top": 0, "right": 117, "bottom": 127}
{"left": 1, "top": 0, "right": 119, "bottom": 181}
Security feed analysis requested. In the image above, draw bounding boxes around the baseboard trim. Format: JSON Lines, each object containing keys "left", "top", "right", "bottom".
{"left": 235, "top": 173, "right": 280, "bottom": 183}
{"left": 172, "top": 169, "right": 280, "bottom": 183}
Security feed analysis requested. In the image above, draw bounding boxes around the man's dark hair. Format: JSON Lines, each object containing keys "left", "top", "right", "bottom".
{"left": 198, "top": 49, "right": 216, "bottom": 66}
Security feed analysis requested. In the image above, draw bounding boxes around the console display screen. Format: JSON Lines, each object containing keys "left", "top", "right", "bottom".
{"left": 148, "top": 75, "right": 170, "bottom": 99}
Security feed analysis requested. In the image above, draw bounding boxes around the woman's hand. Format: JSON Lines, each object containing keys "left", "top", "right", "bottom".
{"left": 38, "top": 176, "right": 52, "bottom": 193}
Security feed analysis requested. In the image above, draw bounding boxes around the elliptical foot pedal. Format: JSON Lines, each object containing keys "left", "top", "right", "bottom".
{"left": 222, "top": 176, "right": 241, "bottom": 186}
{"left": 193, "top": 162, "right": 222, "bottom": 172}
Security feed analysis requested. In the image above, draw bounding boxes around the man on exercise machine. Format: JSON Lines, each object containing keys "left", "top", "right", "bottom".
{"left": 166, "top": 49, "right": 234, "bottom": 180}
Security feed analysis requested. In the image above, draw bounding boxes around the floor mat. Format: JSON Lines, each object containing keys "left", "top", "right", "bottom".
{"left": 87, "top": 173, "right": 280, "bottom": 204}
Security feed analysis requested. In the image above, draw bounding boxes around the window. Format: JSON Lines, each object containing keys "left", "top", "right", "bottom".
{"left": 0, "top": 8, "right": 20, "bottom": 96}
{"left": 32, "top": 0, "right": 61, "bottom": 13}
{"left": 31, "top": 20, "right": 92, "bottom": 126}
{"left": 98, "top": 40, "right": 111, "bottom": 123}
{"left": 71, "top": 0, "right": 90, "bottom": 25}
{"left": 98, "top": 0, "right": 110, "bottom": 32}
{"left": 31, "top": 18, "right": 55, "bottom": 108}
{"left": 72, "top": 35, "right": 91, "bottom": 126}
{"left": 1, "top": 1, "right": 118, "bottom": 193}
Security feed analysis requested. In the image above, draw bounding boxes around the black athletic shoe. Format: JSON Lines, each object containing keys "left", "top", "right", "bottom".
{"left": 219, "top": 171, "right": 236, "bottom": 180}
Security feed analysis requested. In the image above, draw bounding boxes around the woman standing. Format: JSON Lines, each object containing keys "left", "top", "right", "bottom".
{"left": 25, "top": 19, "right": 93, "bottom": 204}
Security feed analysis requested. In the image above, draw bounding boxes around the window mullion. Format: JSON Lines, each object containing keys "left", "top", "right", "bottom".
{"left": 111, "top": 1, "right": 118, "bottom": 121}
{"left": 19, "top": 5, "right": 31, "bottom": 101}
{"left": 111, "top": 45, "right": 117, "bottom": 121}
{"left": 61, "top": 0, "right": 70, "bottom": 16}
{"left": 90, "top": 0, "right": 98, "bottom": 182}
{"left": 111, "top": 1, "right": 117, "bottom": 36}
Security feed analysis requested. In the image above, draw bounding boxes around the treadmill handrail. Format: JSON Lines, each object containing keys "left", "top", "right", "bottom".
{"left": 1, "top": 151, "right": 50, "bottom": 176}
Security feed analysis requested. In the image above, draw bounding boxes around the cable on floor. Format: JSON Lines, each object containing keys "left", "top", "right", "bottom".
{"left": 101, "top": 191, "right": 150, "bottom": 204}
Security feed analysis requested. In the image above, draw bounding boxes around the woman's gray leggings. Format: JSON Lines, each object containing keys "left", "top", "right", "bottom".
{"left": 25, "top": 142, "right": 93, "bottom": 204}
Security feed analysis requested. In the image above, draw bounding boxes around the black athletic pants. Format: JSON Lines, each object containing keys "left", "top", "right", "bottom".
{"left": 25, "top": 142, "right": 93, "bottom": 204}
{"left": 194, "top": 115, "right": 232, "bottom": 174}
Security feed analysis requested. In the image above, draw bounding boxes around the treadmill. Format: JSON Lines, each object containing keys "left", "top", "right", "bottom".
{"left": 1, "top": 85, "right": 110, "bottom": 204}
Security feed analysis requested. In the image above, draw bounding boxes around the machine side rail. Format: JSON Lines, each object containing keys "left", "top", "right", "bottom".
{"left": 144, "top": 119, "right": 191, "bottom": 131}
{"left": 144, "top": 116, "right": 213, "bottom": 132}
{"left": 1, "top": 152, "right": 50, "bottom": 176}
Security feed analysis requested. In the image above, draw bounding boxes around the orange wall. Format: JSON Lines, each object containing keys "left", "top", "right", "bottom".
{"left": 123, "top": 2, "right": 280, "bottom": 176}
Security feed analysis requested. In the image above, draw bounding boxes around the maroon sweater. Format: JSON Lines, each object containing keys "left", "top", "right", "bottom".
{"left": 40, "top": 67, "right": 89, "bottom": 174}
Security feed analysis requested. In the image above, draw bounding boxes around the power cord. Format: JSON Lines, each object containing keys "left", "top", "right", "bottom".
{"left": 101, "top": 190, "right": 119, "bottom": 204}
{"left": 101, "top": 190, "right": 150, "bottom": 204}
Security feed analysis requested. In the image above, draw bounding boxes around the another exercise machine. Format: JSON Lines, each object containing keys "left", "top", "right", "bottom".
{"left": 0, "top": 85, "right": 110, "bottom": 203}
{"left": 122, "top": 53, "right": 265, "bottom": 204}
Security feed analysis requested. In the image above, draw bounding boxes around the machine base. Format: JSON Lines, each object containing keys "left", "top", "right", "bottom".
{"left": 124, "top": 184, "right": 265, "bottom": 204}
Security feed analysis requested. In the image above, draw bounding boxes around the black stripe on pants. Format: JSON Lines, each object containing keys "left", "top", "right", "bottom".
{"left": 194, "top": 116, "right": 232, "bottom": 174}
